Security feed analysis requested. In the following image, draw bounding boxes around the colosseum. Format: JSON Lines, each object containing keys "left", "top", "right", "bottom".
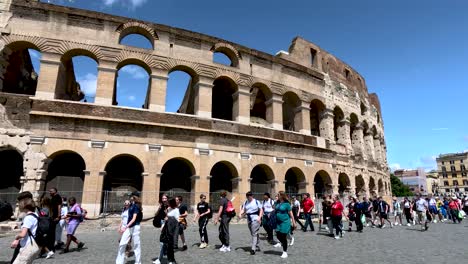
{"left": 0, "top": 0, "right": 389, "bottom": 217}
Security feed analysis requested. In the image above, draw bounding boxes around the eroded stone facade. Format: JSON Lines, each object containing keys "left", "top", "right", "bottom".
{"left": 0, "top": 0, "right": 390, "bottom": 216}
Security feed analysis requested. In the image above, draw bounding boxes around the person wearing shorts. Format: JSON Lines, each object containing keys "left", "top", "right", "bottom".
{"left": 427, "top": 194, "right": 439, "bottom": 223}
{"left": 63, "top": 197, "right": 85, "bottom": 253}
{"left": 377, "top": 196, "right": 393, "bottom": 228}
{"left": 392, "top": 197, "right": 402, "bottom": 226}
{"left": 415, "top": 194, "right": 429, "bottom": 231}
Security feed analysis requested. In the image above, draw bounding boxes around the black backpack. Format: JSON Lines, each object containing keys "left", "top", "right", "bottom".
{"left": 27, "top": 214, "right": 52, "bottom": 247}
{"left": 153, "top": 206, "right": 166, "bottom": 228}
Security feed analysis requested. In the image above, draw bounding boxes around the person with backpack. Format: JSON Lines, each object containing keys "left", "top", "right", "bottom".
{"left": 62, "top": 197, "right": 85, "bottom": 253}
{"left": 274, "top": 191, "right": 296, "bottom": 259}
{"left": 239, "top": 191, "right": 263, "bottom": 255}
{"left": 346, "top": 197, "right": 356, "bottom": 232}
{"left": 10, "top": 196, "right": 41, "bottom": 264}
{"left": 159, "top": 198, "right": 179, "bottom": 264}
{"left": 352, "top": 196, "right": 364, "bottom": 232}
{"left": 38, "top": 195, "right": 55, "bottom": 259}
{"left": 415, "top": 194, "right": 429, "bottom": 231}
{"left": 377, "top": 196, "right": 393, "bottom": 228}
{"left": 116, "top": 192, "right": 143, "bottom": 264}
{"left": 448, "top": 196, "right": 462, "bottom": 224}
{"left": 262, "top": 192, "right": 279, "bottom": 245}
{"left": 214, "top": 191, "right": 233, "bottom": 252}
{"left": 119, "top": 200, "right": 133, "bottom": 258}
{"left": 193, "top": 194, "right": 211, "bottom": 249}
{"left": 152, "top": 194, "right": 168, "bottom": 264}
{"left": 392, "top": 197, "right": 403, "bottom": 226}
{"left": 48, "top": 187, "right": 62, "bottom": 252}
{"left": 174, "top": 196, "right": 188, "bottom": 251}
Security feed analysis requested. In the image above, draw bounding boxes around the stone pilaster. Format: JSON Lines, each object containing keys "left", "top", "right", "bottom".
{"left": 352, "top": 124, "right": 365, "bottom": 156}
{"left": 232, "top": 85, "right": 250, "bottom": 124}
{"left": 338, "top": 120, "right": 352, "bottom": 152}
{"left": 95, "top": 63, "right": 117, "bottom": 105}
{"left": 194, "top": 78, "right": 213, "bottom": 118}
{"left": 295, "top": 101, "right": 311, "bottom": 135}
{"left": 265, "top": 94, "right": 283, "bottom": 130}
{"left": 319, "top": 109, "right": 334, "bottom": 141}
{"left": 82, "top": 170, "right": 105, "bottom": 217}
{"left": 148, "top": 69, "right": 168, "bottom": 112}
{"left": 364, "top": 134, "right": 375, "bottom": 160}
{"left": 141, "top": 172, "right": 158, "bottom": 216}
{"left": 35, "top": 52, "right": 61, "bottom": 99}
{"left": 374, "top": 137, "right": 382, "bottom": 163}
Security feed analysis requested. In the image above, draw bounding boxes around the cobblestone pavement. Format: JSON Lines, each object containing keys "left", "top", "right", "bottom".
{"left": 0, "top": 220, "right": 467, "bottom": 264}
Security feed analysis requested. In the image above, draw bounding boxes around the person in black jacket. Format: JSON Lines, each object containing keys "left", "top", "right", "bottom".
{"left": 352, "top": 196, "right": 364, "bottom": 232}
{"left": 159, "top": 198, "right": 179, "bottom": 264}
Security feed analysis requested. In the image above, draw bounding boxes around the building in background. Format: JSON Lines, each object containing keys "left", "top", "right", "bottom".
{"left": 394, "top": 168, "right": 427, "bottom": 194}
{"left": 425, "top": 170, "right": 439, "bottom": 195}
{"left": 436, "top": 152, "right": 468, "bottom": 195}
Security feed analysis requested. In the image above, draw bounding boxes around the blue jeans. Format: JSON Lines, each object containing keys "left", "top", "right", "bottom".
{"left": 303, "top": 213, "right": 314, "bottom": 231}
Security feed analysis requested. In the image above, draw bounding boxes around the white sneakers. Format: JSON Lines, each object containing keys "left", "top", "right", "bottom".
{"left": 219, "top": 245, "right": 231, "bottom": 252}
{"left": 273, "top": 243, "right": 282, "bottom": 248}
{"left": 289, "top": 237, "right": 294, "bottom": 246}
{"left": 199, "top": 242, "right": 208, "bottom": 249}
{"left": 46, "top": 251, "right": 54, "bottom": 259}
{"left": 152, "top": 259, "right": 161, "bottom": 264}
{"left": 334, "top": 236, "right": 340, "bottom": 240}
{"left": 281, "top": 252, "right": 288, "bottom": 258}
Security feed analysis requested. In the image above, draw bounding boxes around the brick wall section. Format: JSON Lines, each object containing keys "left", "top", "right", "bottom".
{"left": 0, "top": 92, "right": 31, "bottom": 129}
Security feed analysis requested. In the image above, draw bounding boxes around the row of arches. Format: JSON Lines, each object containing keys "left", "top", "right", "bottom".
{"left": 0, "top": 147, "right": 390, "bottom": 213}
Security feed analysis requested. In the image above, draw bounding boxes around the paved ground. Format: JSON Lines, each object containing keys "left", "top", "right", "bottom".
{"left": 0, "top": 219, "right": 467, "bottom": 264}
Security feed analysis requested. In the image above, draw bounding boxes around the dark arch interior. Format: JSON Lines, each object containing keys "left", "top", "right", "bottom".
{"left": 378, "top": 179, "right": 384, "bottom": 193}
{"left": 212, "top": 77, "right": 237, "bottom": 121}
{"left": 314, "top": 171, "right": 332, "bottom": 197}
{"left": 103, "top": 155, "right": 143, "bottom": 192}
{"left": 333, "top": 107, "right": 344, "bottom": 141}
{"left": 160, "top": 158, "right": 193, "bottom": 193}
{"left": 285, "top": 168, "right": 305, "bottom": 195}
{"left": 250, "top": 165, "right": 274, "bottom": 198}
{"left": 369, "top": 177, "right": 376, "bottom": 193}
{"left": 0, "top": 149, "right": 23, "bottom": 206}
{"left": 310, "top": 100, "right": 325, "bottom": 136}
{"left": 282, "top": 92, "right": 300, "bottom": 131}
{"left": 210, "top": 162, "right": 237, "bottom": 193}
{"left": 46, "top": 152, "right": 86, "bottom": 201}
{"left": 350, "top": 113, "right": 359, "bottom": 142}
{"left": 1, "top": 44, "right": 40, "bottom": 95}
{"left": 338, "top": 173, "right": 350, "bottom": 194}
{"left": 250, "top": 86, "right": 268, "bottom": 123}
{"left": 355, "top": 175, "right": 365, "bottom": 194}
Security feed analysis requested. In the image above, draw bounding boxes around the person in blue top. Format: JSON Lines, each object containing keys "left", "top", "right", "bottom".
{"left": 116, "top": 192, "right": 142, "bottom": 264}
{"left": 274, "top": 191, "right": 296, "bottom": 259}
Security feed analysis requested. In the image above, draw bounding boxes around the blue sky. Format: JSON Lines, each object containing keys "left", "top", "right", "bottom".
{"left": 39, "top": 0, "right": 468, "bottom": 171}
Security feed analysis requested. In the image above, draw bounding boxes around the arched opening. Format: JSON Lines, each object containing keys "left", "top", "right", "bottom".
{"left": 45, "top": 151, "right": 86, "bottom": 202}
{"left": 0, "top": 42, "right": 41, "bottom": 95}
{"left": 350, "top": 113, "right": 359, "bottom": 147}
{"left": 310, "top": 99, "right": 325, "bottom": 136}
{"left": 333, "top": 106, "right": 344, "bottom": 142}
{"left": 119, "top": 33, "right": 153, "bottom": 49}
{"left": 313, "top": 170, "right": 332, "bottom": 198}
{"left": 250, "top": 83, "right": 272, "bottom": 126}
{"left": 56, "top": 50, "right": 98, "bottom": 102}
{"left": 360, "top": 102, "right": 367, "bottom": 115}
{"left": 355, "top": 175, "right": 365, "bottom": 195}
{"left": 213, "top": 52, "right": 233, "bottom": 66}
{"left": 166, "top": 67, "right": 198, "bottom": 114}
{"left": 250, "top": 164, "right": 275, "bottom": 199}
{"left": 209, "top": 161, "right": 238, "bottom": 196}
{"left": 0, "top": 148, "right": 23, "bottom": 206}
{"left": 377, "top": 113, "right": 381, "bottom": 124}
{"left": 362, "top": 121, "right": 369, "bottom": 136}
{"left": 211, "top": 76, "right": 237, "bottom": 121}
{"left": 285, "top": 167, "right": 306, "bottom": 196}
{"left": 102, "top": 154, "right": 144, "bottom": 213}
{"left": 160, "top": 158, "right": 195, "bottom": 205}
{"left": 212, "top": 45, "right": 238, "bottom": 67}
{"left": 114, "top": 61, "right": 151, "bottom": 109}
{"left": 282, "top": 91, "right": 301, "bottom": 131}
{"left": 378, "top": 179, "right": 384, "bottom": 195}
{"left": 338, "top": 173, "right": 350, "bottom": 195}
{"left": 369, "top": 177, "right": 376, "bottom": 196}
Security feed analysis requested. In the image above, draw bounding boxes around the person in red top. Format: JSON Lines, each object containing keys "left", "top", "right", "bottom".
{"left": 301, "top": 193, "right": 315, "bottom": 232}
{"left": 448, "top": 196, "right": 462, "bottom": 224}
{"left": 330, "top": 195, "right": 344, "bottom": 239}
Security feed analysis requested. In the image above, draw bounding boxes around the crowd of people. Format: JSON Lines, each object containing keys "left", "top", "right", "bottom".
{"left": 8, "top": 188, "right": 468, "bottom": 264}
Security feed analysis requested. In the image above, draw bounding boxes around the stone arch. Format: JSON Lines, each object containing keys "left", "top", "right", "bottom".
{"left": 209, "top": 161, "right": 239, "bottom": 194}
{"left": 362, "top": 120, "right": 369, "bottom": 135}
{"left": 45, "top": 150, "right": 86, "bottom": 202}
{"left": 212, "top": 76, "right": 238, "bottom": 121}
{"left": 333, "top": 106, "right": 345, "bottom": 141}
{"left": 355, "top": 175, "right": 365, "bottom": 196}
{"left": 360, "top": 101, "right": 367, "bottom": 115}
{"left": 350, "top": 113, "right": 359, "bottom": 148}
{"left": 250, "top": 82, "right": 273, "bottom": 125}
{"left": 282, "top": 91, "right": 301, "bottom": 131}
{"left": 167, "top": 65, "right": 200, "bottom": 114}
{"left": 117, "top": 58, "right": 152, "bottom": 75}
{"left": 0, "top": 41, "right": 41, "bottom": 95}
{"left": 116, "top": 21, "right": 158, "bottom": 49}
{"left": 369, "top": 176, "right": 376, "bottom": 196}
{"left": 54, "top": 49, "right": 99, "bottom": 101}
{"left": 160, "top": 157, "right": 195, "bottom": 205}
{"left": 338, "top": 173, "right": 350, "bottom": 195}
{"left": 378, "top": 178, "right": 384, "bottom": 195}
{"left": 114, "top": 59, "right": 151, "bottom": 108}
{"left": 211, "top": 43, "right": 240, "bottom": 67}
{"left": 313, "top": 170, "right": 332, "bottom": 198}
{"left": 310, "top": 99, "right": 325, "bottom": 136}
{"left": 285, "top": 167, "right": 306, "bottom": 195}
{"left": 250, "top": 164, "right": 275, "bottom": 199}
{"left": 0, "top": 147, "right": 23, "bottom": 206}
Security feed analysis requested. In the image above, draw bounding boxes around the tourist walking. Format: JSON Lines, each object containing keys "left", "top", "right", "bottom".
{"left": 330, "top": 195, "right": 344, "bottom": 239}
{"left": 346, "top": 197, "right": 356, "bottom": 232}
{"left": 214, "top": 191, "right": 232, "bottom": 252}
{"left": 62, "top": 197, "right": 85, "bottom": 253}
{"left": 153, "top": 194, "right": 169, "bottom": 264}
{"left": 415, "top": 194, "right": 429, "bottom": 231}
{"left": 10, "top": 196, "right": 41, "bottom": 264}
{"left": 352, "top": 196, "right": 364, "bottom": 232}
{"left": 116, "top": 192, "right": 142, "bottom": 264}
{"left": 49, "top": 187, "right": 62, "bottom": 252}
{"left": 377, "top": 196, "right": 393, "bottom": 228}
{"left": 239, "top": 191, "right": 263, "bottom": 255}
{"left": 261, "top": 192, "right": 278, "bottom": 244}
{"left": 174, "top": 196, "right": 188, "bottom": 251}
{"left": 56, "top": 197, "right": 68, "bottom": 249}
{"left": 322, "top": 195, "right": 332, "bottom": 232}
{"left": 193, "top": 194, "right": 211, "bottom": 249}
{"left": 119, "top": 200, "right": 132, "bottom": 258}
{"left": 274, "top": 191, "right": 296, "bottom": 259}
{"left": 402, "top": 197, "right": 413, "bottom": 226}
{"left": 10, "top": 191, "right": 35, "bottom": 263}
{"left": 301, "top": 193, "right": 315, "bottom": 232}
{"left": 361, "top": 196, "right": 373, "bottom": 227}
{"left": 38, "top": 195, "right": 55, "bottom": 259}
{"left": 159, "top": 198, "right": 179, "bottom": 264}
{"left": 370, "top": 197, "right": 379, "bottom": 227}
{"left": 392, "top": 197, "right": 403, "bottom": 226}
{"left": 428, "top": 194, "right": 439, "bottom": 223}
{"left": 291, "top": 196, "right": 305, "bottom": 230}
{"left": 448, "top": 196, "right": 462, "bottom": 224}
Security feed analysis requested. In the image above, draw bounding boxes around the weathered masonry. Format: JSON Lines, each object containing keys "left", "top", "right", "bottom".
{"left": 0, "top": 0, "right": 390, "bottom": 216}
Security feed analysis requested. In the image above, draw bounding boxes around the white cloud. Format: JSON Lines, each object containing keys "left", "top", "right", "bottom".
{"left": 120, "top": 65, "right": 148, "bottom": 79}
{"left": 128, "top": 95, "right": 136, "bottom": 101}
{"left": 77, "top": 73, "right": 97, "bottom": 97}
{"left": 103, "top": 0, "right": 148, "bottom": 9}
{"left": 431, "top": 128, "right": 449, "bottom": 131}
{"left": 390, "top": 163, "right": 401, "bottom": 171}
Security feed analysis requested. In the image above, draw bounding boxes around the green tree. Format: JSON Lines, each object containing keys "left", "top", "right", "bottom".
{"left": 390, "top": 174, "right": 413, "bottom": 197}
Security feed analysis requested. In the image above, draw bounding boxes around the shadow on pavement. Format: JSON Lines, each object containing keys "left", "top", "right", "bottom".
{"left": 263, "top": 250, "right": 282, "bottom": 256}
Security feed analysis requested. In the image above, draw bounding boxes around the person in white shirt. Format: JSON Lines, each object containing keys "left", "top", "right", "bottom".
{"left": 56, "top": 197, "right": 68, "bottom": 248}
{"left": 240, "top": 191, "right": 264, "bottom": 255}
{"left": 262, "top": 192, "right": 279, "bottom": 245}
{"left": 10, "top": 197, "right": 40, "bottom": 264}
{"left": 119, "top": 200, "right": 132, "bottom": 257}
{"left": 415, "top": 194, "right": 429, "bottom": 231}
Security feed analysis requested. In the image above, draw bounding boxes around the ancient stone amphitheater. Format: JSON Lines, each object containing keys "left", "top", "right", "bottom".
{"left": 0, "top": 0, "right": 389, "bottom": 216}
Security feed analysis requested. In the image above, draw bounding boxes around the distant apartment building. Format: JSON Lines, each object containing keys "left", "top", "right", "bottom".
{"left": 394, "top": 168, "right": 427, "bottom": 194}
{"left": 425, "top": 170, "right": 439, "bottom": 194}
{"left": 436, "top": 152, "right": 468, "bottom": 194}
